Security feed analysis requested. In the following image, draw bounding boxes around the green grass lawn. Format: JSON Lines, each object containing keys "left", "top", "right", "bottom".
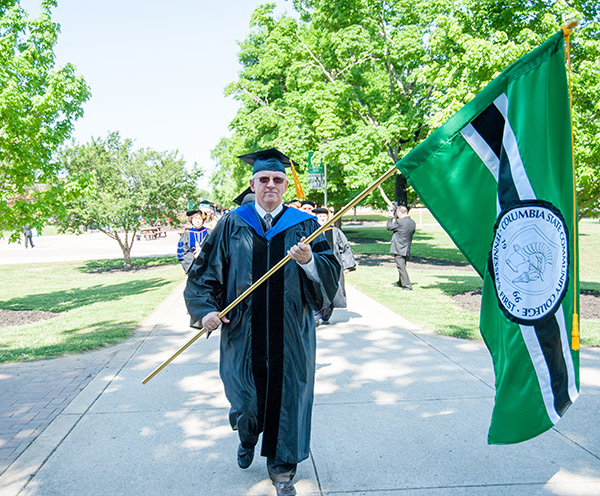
{"left": 346, "top": 224, "right": 469, "bottom": 263}
{"left": 342, "top": 212, "right": 600, "bottom": 346}
{"left": 578, "top": 218, "right": 600, "bottom": 284}
{"left": 346, "top": 266, "right": 483, "bottom": 340}
{"left": 0, "top": 257, "right": 183, "bottom": 362}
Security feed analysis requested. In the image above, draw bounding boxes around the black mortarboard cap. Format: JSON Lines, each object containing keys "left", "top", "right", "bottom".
{"left": 186, "top": 209, "right": 201, "bottom": 217}
{"left": 312, "top": 207, "right": 329, "bottom": 215}
{"left": 232, "top": 186, "right": 255, "bottom": 206}
{"left": 237, "top": 148, "right": 298, "bottom": 175}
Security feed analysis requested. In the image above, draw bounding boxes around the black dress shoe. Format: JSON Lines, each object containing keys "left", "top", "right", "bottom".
{"left": 274, "top": 481, "right": 296, "bottom": 496}
{"left": 237, "top": 444, "right": 254, "bottom": 469}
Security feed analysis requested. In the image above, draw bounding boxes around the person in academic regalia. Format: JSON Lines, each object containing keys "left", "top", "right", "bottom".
{"left": 176, "top": 210, "right": 210, "bottom": 274}
{"left": 299, "top": 200, "right": 316, "bottom": 214}
{"left": 311, "top": 208, "right": 357, "bottom": 325}
{"left": 184, "top": 148, "right": 340, "bottom": 496}
{"left": 232, "top": 186, "right": 256, "bottom": 207}
{"left": 283, "top": 199, "right": 301, "bottom": 209}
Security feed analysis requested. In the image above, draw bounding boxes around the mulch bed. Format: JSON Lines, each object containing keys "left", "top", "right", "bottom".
{"left": 83, "top": 264, "right": 172, "bottom": 274}
{"left": 452, "top": 288, "right": 600, "bottom": 320}
{"left": 0, "top": 309, "right": 60, "bottom": 328}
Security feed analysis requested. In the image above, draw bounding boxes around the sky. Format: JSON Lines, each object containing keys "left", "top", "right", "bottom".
{"left": 21, "top": 0, "right": 295, "bottom": 189}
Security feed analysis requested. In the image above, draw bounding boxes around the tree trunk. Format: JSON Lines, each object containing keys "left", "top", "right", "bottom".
{"left": 98, "top": 228, "right": 134, "bottom": 270}
{"left": 395, "top": 174, "right": 407, "bottom": 207}
{"left": 116, "top": 233, "right": 133, "bottom": 270}
{"left": 122, "top": 248, "right": 132, "bottom": 270}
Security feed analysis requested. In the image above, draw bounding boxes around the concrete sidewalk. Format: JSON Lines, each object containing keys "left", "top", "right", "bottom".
{"left": 0, "top": 231, "right": 177, "bottom": 266}
{"left": 1, "top": 284, "right": 599, "bottom": 495}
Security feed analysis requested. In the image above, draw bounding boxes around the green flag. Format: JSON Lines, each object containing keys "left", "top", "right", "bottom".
{"left": 395, "top": 30, "right": 580, "bottom": 444}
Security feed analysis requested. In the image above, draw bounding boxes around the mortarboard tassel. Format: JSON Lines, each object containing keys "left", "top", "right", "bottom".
{"left": 290, "top": 161, "right": 306, "bottom": 200}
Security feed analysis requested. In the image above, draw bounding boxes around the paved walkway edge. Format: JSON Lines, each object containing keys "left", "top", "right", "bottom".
{"left": 0, "top": 282, "right": 186, "bottom": 496}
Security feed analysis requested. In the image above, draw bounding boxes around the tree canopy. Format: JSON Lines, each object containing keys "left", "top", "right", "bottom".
{"left": 57, "top": 132, "right": 201, "bottom": 269}
{"left": 211, "top": 0, "right": 600, "bottom": 215}
{"left": 1, "top": 0, "right": 90, "bottom": 238}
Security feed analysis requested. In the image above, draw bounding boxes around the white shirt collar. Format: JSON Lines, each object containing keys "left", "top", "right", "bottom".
{"left": 254, "top": 202, "right": 283, "bottom": 220}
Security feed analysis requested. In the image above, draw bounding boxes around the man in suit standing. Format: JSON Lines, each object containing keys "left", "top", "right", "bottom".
{"left": 386, "top": 205, "right": 416, "bottom": 290}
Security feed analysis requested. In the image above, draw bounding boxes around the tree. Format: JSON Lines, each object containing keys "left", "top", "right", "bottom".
{"left": 569, "top": 2, "right": 600, "bottom": 217}
{"left": 57, "top": 132, "right": 201, "bottom": 269}
{"left": 211, "top": 0, "right": 599, "bottom": 214}
{"left": 0, "top": 0, "right": 90, "bottom": 239}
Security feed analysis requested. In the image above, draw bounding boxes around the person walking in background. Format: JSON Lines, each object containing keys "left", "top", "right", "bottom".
{"left": 22, "top": 225, "right": 34, "bottom": 249}
{"left": 177, "top": 210, "right": 210, "bottom": 274}
{"left": 205, "top": 209, "right": 218, "bottom": 229}
{"left": 386, "top": 205, "right": 416, "bottom": 290}
{"left": 312, "top": 207, "right": 357, "bottom": 325}
{"left": 184, "top": 148, "right": 340, "bottom": 496}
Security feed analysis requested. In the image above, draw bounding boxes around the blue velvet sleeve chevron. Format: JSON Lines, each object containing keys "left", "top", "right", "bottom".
{"left": 177, "top": 239, "right": 185, "bottom": 261}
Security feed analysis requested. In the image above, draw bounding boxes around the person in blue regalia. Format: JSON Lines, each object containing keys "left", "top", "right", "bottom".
{"left": 184, "top": 148, "right": 340, "bottom": 496}
{"left": 177, "top": 210, "right": 210, "bottom": 274}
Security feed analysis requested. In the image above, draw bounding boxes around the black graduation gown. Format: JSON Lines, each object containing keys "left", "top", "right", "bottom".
{"left": 177, "top": 227, "right": 210, "bottom": 274}
{"left": 184, "top": 204, "right": 340, "bottom": 464}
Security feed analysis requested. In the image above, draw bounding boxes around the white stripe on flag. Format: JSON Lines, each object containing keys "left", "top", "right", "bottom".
{"left": 555, "top": 305, "right": 580, "bottom": 403}
{"left": 460, "top": 124, "right": 500, "bottom": 180}
{"left": 460, "top": 124, "right": 502, "bottom": 214}
{"left": 493, "top": 94, "right": 536, "bottom": 201}
{"left": 519, "top": 324, "right": 561, "bottom": 424}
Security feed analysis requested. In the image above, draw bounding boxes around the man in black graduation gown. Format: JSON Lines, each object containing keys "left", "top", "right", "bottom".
{"left": 184, "top": 149, "right": 340, "bottom": 496}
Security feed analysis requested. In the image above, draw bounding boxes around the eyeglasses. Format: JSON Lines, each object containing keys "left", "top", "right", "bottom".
{"left": 256, "top": 176, "right": 286, "bottom": 185}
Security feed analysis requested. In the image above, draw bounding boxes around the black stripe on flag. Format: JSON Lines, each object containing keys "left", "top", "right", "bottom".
{"left": 534, "top": 318, "right": 572, "bottom": 415}
{"left": 470, "top": 103, "right": 520, "bottom": 208}
{"left": 471, "top": 103, "right": 503, "bottom": 157}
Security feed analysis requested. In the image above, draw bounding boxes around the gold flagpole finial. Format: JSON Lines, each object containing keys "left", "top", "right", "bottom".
{"left": 561, "top": 18, "right": 579, "bottom": 36}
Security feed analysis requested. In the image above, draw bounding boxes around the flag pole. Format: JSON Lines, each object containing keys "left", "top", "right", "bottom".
{"left": 561, "top": 18, "right": 580, "bottom": 351}
{"left": 142, "top": 165, "right": 399, "bottom": 384}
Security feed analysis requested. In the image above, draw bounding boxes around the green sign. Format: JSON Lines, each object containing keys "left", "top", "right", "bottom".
{"left": 307, "top": 152, "right": 323, "bottom": 174}
{"left": 308, "top": 151, "right": 324, "bottom": 190}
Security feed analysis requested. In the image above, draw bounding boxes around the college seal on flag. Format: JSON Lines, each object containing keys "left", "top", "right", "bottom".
{"left": 489, "top": 200, "right": 569, "bottom": 326}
